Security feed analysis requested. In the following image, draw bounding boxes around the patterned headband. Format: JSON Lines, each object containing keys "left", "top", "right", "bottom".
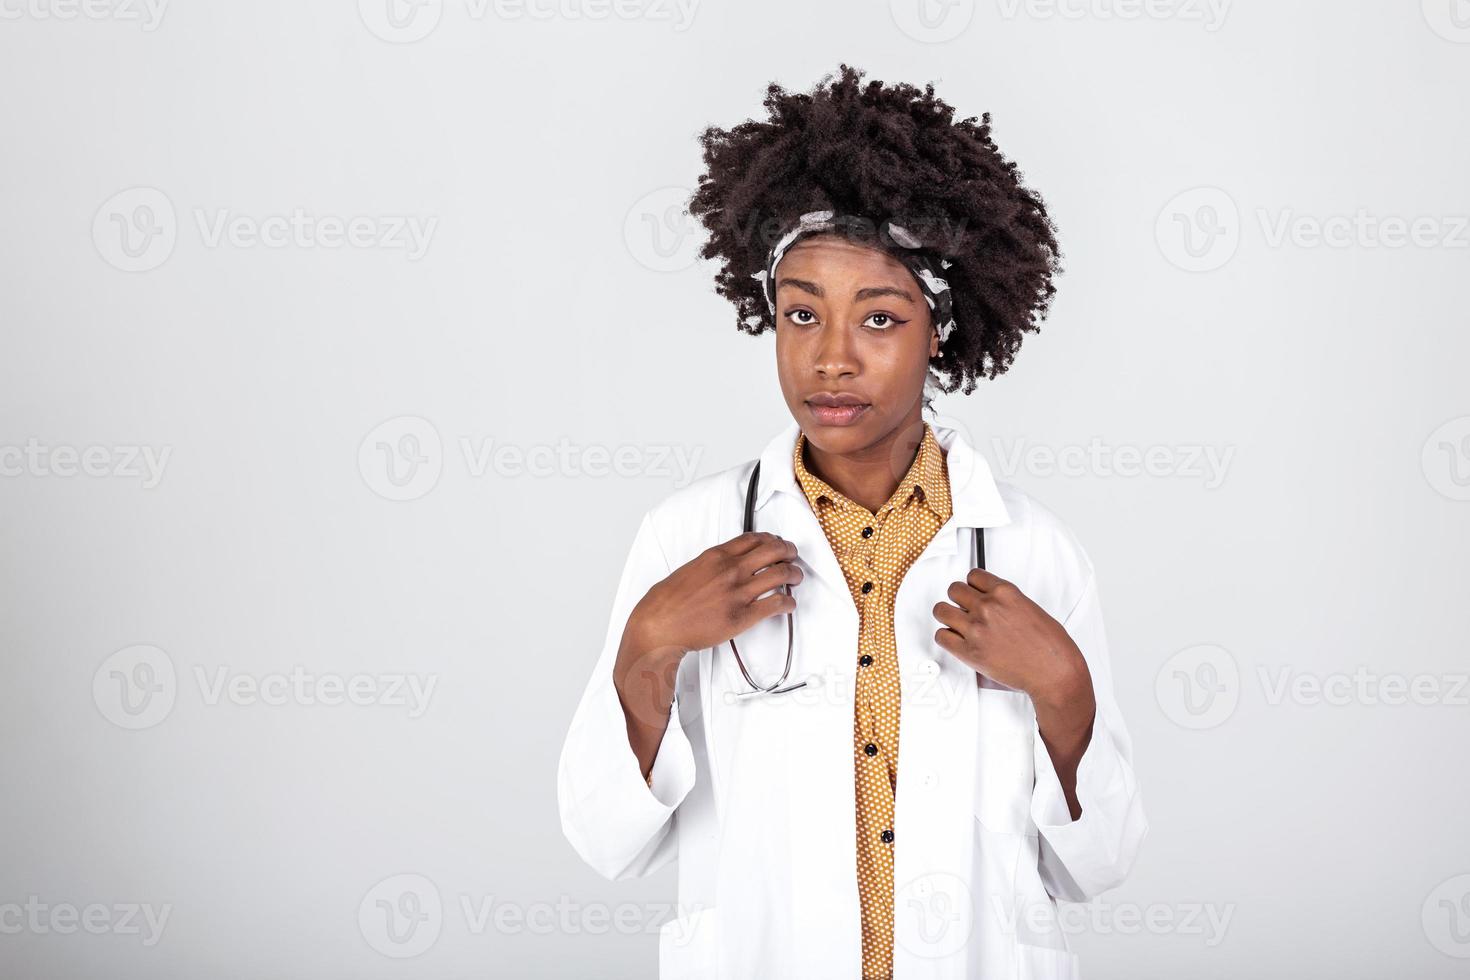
{"left": 750, "top": 209, "right": 957, "bottom": 346}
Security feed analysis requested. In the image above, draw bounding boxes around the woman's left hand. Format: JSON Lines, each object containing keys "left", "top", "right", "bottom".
{"left": 934, "top": 568, "right": 1098, "bottom": 819}
{"left": 931, "top": 568, "right": 1090, "bottom": 707}
{"left": 934, "top": 567, "right": 1099, "bottom": 822}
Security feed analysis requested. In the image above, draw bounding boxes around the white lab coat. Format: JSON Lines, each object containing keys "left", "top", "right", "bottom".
{"left": 557, "top": 420, "right": 1147, "bottom": 979}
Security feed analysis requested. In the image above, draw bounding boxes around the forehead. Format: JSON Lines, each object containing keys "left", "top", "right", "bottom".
{"left": 776, "top": 234, "right": 912, "bottom": 281}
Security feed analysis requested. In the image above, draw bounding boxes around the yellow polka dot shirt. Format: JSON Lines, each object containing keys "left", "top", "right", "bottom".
{"left": 793, "top": 421, "right": 952, "bottom": 980}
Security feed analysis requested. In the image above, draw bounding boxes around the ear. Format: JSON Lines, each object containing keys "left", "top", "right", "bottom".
{"left": 929, "top": 327, "right": 940, "bottom": 358}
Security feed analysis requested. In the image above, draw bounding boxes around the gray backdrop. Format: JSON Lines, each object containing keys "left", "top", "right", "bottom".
{"left": 2, "top": 1, "right": 1468, "bottom": 977}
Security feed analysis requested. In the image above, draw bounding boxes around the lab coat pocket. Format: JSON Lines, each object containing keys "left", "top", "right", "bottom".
{"left": 1016, "top": 941, "right": 1081, "bottom": 980}
{"left": 658, "top": 904, "right": 719, "bottom": 979}
{"left": 973, "top": 687, "right": 1036, "bottom": 835}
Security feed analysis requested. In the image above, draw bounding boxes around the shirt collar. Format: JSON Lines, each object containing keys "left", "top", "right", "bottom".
{"left": 753, "top": 416, "right": 1009, "bottom": 530}
{"left": 791, "top": 421, "right": 952, "bottom": 523}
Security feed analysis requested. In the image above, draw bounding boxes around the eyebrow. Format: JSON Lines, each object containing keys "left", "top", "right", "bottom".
{"left": 776, "top": 277, "right": 916, "bottom": 304}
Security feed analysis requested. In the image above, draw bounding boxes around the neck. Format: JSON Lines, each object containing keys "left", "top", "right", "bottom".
{"left": 803, "top": 409, "right": 926, "bottom": 513}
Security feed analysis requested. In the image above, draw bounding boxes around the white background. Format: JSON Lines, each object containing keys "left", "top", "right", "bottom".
{"left": 2, "top": 1, "right": 1468, "bottom": 977}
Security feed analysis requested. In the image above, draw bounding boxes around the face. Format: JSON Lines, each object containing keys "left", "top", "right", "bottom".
{"left": 773, "top": 234, "right": 938, "bottom": 458}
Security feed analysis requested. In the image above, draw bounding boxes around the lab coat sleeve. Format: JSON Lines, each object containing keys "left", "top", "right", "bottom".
{"left": 1029, "top": 569, "right": 1149, "bottom": 901}
{"left": 557, "top": 509, "right": 699, "bottom": 881}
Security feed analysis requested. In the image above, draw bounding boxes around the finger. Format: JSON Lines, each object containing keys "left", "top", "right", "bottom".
{"left": 965, "top": 567, "right": 1010, "bottom": 592}
{"left": 738, "top": 535, "right": 799, "bottom": 577}
{"left": 933, "top": 627, "right": 964, "bottom": 655}
{"left": 745, "top": 560, "right": 802, "bottom": 600}
{"left": 723, "top": 531, "right": 786, "bottom": 558}
{"left": 945, "top": 579, "right": 983, "bottom": 613}
{"left": 931, "top": 600, "right": 970, "bottom": 637}
{"left": 746, "top": 589, "right": 797, "bottom": 625}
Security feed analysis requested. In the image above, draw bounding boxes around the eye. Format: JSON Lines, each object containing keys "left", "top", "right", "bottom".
{"left": 863, "top": 312, "right": 907, "bottom": 330}
{"left": 785, "top": 309, "right": 819, "bottom": 326}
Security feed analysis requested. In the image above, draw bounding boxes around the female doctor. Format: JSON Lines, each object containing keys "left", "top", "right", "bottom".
{"left": 557, "top": 65, "right": 1147, "bottom": 979}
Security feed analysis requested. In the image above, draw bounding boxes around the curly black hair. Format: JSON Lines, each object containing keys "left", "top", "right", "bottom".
{"left": 687, "top": 64, "right": 1062, "bottom": 396}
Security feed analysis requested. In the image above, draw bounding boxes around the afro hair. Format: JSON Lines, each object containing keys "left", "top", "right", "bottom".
{"left": 687, "top": 63, "right": 1062, "bottom": 396}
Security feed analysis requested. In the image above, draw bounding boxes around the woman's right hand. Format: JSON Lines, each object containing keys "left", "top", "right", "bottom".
{"left": 627, "top": 531, "right": 802, "bottom": 663}
{"left": 612, "top": 532, "right": 801, "bottom": 773}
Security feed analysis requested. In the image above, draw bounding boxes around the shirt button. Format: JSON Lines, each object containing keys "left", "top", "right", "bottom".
{"left": 859, "top": 654, "right": 874, "bottom": 667}
{"left": 864, "top": 742, "right": 878, "bottom": 757}
{"left": 861, "top": 581, "right": 873, "bottom": 594}
{"left": 862, "top": 526, "right": 874, "bottom": 538}
{"left": 880, "top": 829, "right": 894, "bottom": 844}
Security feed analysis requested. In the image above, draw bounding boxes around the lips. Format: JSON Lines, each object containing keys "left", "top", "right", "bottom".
{"left": 806, "top": 392, "right": 871, "bottom": 427}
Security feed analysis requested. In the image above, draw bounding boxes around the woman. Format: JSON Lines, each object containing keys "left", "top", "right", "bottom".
{"left": 557, "top": 64, "right": 1147, "bottom": 980}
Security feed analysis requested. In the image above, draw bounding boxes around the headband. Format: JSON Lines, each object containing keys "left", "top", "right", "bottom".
{"left": 749, "top": 209, "right": 957, "bottom": 346}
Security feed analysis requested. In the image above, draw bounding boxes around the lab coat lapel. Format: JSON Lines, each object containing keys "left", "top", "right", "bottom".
{"left": 751, "top": 420, "right": 856, "bottom": 637}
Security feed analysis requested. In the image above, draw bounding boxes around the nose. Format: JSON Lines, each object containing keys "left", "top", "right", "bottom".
{"left": 813, "top": 319, "right": 858, "bottom": 380}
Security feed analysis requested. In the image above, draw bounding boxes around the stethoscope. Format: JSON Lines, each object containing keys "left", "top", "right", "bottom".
{"left": 728, "top": 459, "right": 986, "bottom": 697}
